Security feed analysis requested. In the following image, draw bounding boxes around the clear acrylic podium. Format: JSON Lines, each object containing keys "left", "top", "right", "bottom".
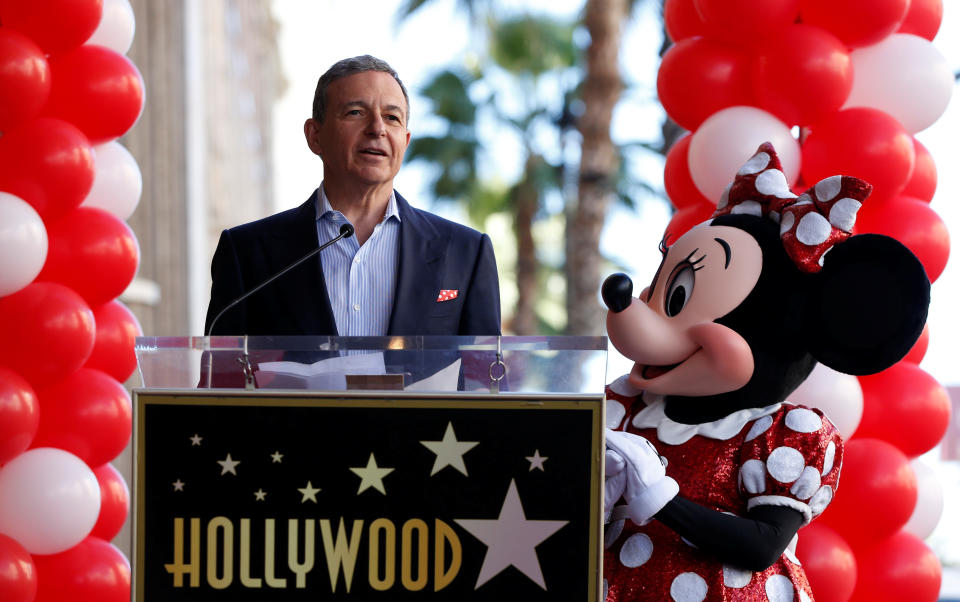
{"left": 132, "top": 336, "right": 607, "bottom": 602}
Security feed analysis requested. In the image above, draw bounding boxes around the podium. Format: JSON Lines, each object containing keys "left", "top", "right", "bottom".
{"left": 133, "top": 335, "right": 607, "bottom": 601}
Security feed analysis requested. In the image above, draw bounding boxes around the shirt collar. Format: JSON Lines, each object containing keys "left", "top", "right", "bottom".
{"left": 316, "top": 183, "right": 401, "bottom": 223}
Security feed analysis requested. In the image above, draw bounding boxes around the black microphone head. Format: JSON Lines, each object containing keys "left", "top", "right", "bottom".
{"left": 340, "top": 223, "right": 355, "bottom": 238}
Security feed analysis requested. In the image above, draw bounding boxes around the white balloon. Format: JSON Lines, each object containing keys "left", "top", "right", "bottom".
{"left": 844, "top": 34, "right": 954, "bottom": 134}
{"left": 0, "top": 192, "right": 48, "bottom": 297}
{"left": 689, "top": 106, "right": 800, "bottom": 203}
{"left": 904, "top": 458, "right": 944, "bottom": 540}
{"left": 87, "top": 0, "right": 136, "bottom": 55}
{"left": 787, "top": 363, "right": 863, "bottom": 439}
{"left": 0, "top": 448, "right": 101, "bottom": 555}
{"left": 81, "top": 141, "right": 143, "bottom": 221}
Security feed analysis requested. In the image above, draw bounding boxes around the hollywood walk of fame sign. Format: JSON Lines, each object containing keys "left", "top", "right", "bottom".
{"left": 133, "top": 390, "right": 604, "bottom": 601}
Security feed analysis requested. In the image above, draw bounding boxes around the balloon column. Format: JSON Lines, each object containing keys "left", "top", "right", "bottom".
{"left": 0, "top": 0, "right": 141, "bottom": 600}
{"left": 658, "top": 0, "right": 952, "bottom": 599}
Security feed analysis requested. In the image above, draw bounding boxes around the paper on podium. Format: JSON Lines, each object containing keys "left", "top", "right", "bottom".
{"left": 256, "top": 352, "right": 386, "bottom": 390}
{"left": 404, "top": 358, "right": 461, "bottom": 392}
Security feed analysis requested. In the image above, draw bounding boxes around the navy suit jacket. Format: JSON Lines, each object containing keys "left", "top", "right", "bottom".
{"left": 204, "top": 190, "right": 501, "bottom": 337}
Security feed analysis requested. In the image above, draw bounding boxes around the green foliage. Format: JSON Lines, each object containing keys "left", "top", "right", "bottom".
{"left": 489, "top": 15, "right": 578, "bottom": 76}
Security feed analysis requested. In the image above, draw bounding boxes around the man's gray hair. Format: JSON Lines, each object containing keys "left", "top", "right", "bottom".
{"left": 311, "top": 55, "right": 410, "bottom": 124}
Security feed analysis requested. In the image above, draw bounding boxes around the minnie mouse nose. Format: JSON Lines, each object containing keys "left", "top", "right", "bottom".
{"left": 602, "top": 273, "right": 634, "bottom": 313}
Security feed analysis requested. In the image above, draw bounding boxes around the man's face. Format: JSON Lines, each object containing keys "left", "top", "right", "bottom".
{"left": 306, "top": 71, "right": 411, "bottom": 189}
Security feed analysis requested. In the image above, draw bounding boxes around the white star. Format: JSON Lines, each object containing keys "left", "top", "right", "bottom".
{"left": 172, "top": 479, "right": 185, "bottom": 491}
{"left": 190, "top": 434, "right": 202, "bottom": 446}
{"left": 455, "top": 479, "right": 567, "bottom": 589}
{"left": 254, "top": 488, "right": 267, "bottom": 501}
{"left": 349, "top": 453, "right": 394, "bottom": 495}
{"left": 526, "top": 449, "right": 548, "bottom": 472}
{"left": 420, "top": 422, "right": 479, "bottom": 476}
{"left": 217, "top": 453, "right": 240, "bottom": 475}
{"left": 298, "top": 481, "right": 321, "bottom": 503}
{"left": 271, "top": 451, "right": 283, "bottom": 463}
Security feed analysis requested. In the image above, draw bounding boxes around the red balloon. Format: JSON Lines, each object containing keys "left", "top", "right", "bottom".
{"left": 849, "top": 531, "right": 941, "bottom": 602}
{"left": 85, "top": 300, "right": 143, "bottom": 383}
{"left": 0, "top": 367, "right": 39, "bottom": 465}
{"left": 90, "top": 463, "right": 129, "bottom": 542}
{"left": 664, "top": 203, "right": 715, "bottom": 242}
{"left": 0, "top": 29, "right": 50, "bottom": 131}
{"left": 902, "top": 323, "right": 929, "bottom": 364}
{"left": 819, "top": 438, "right": 917, "bottom": 548}
{"left": 32, "top": 368, "right": 131, "bottom": 467}
{"left": 795, "top": 523, "right": 856, "bottom": 602}
{"left": 897, "top": 0, "right": 943, "bottom": 41}
{"left": 856, "top": 194, "right": 950, "bottom": 282}
{"left": 856, "top": 362, "right": 950, "bottom": 458}
{"left": 44, "top": 45, "right": 144, "bottom": 144}
{"left": 695, "top": 0, "right": 799, "bottom": 44}
{"left": 901, "top": 138, "right": 937, "bottom": 203}
{"left": 800, "top": 0, "right": 909, "bottom": 47}
{"left": 38, "top": 207, "right": 140, "bottom": 307}
{"left": 657, "top": 38, "right": 752, "bottom": 131}
{"left": 663, "top": 134, "right": 716, "bottom": 210}
{"left": 0, "top": 0, "right": 102, "bottom": 55}
{"left": 664, "top": 0, "right": 704, "bottom": 42}
{"left": 0, "top": 282, "right": 95, "bottom": 388}
{"left": 0, "top": 533, "right": 37, "bottom": 602}
{"left": 801, "top": 108, "right": 915, "bottom": 199}
{"left": 752, "top": 24, "right": 852, "bottom": 127}
{"left": 0, "top": 118, "right": 94, "bottom": 225}
{"left": 33, "top": 536, "right": 130, "bottom": 602}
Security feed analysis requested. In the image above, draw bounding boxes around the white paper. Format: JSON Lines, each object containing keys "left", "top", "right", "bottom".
{"left": 256, "top": 352, "right": 386, "bottom": 390}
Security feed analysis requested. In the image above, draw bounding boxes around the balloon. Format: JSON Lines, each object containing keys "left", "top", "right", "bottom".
{"left": 80, "top": 141, "right": 143, "bottom": 220}
{"left": 897, "top": 0, "right": 943, "bottom": 40}
{"left": 843, "top": 34, "right": 953, "bottom": 134}
{"left": 849, "top": 531, "right": 941, "bottom": 602}
{"left": 688, "top": 106, "right": 799, "bottom": 202}
{"left": 787, "top": 362, "right": 862, "bottom": 440}
{"left": 0, "top": 118, "right": 95, "bottom": 225}
{"left": 819, "top": 438, "right": 916, "bottom": 548}
{"left": 856, "top": 362, "right": 950, "bottom": 458}
{"left": 901, "top": 138, "right": 937, "bottom": 203}
{"left": 751, "top": 24, "right": 852, "bottom": 127}
{"left": 85, "top": 300, "right": 142, "bottom": 382}
{"left": 0, "top": 533, "right": 36, "bottom": 602}
{"left": 903, "top": 458, "right": 943, "bottom": 540}
{"left": 856, "top": 194, "right": 950, "bottom": 282}
{"left": 0, "top": 448, "right": 100, "bottom": 555}
{"left": 90, "top": 463, "right": 129, "bottom": 541}
{"left": 0, "top": 0, "right": 102, "bottom": 55}
{"left": 33, "top": 536, "right": 130, "bottom": 602}
{"left": 0, "top": 282, "right": 95, "bottom": 387}
{"left": 44, "top": 45, "right": 144, "bottom": 144}
{"left": 795, "top": 523, "right": 856, "bottom": 602}
{"left": 664, "top": 204, "right": 714, "bottom": 242}
{"left": 38, "top": 207, "right": 140, "bottom": 307}
{"left": 0, "top": 29, "right": 50, "bottom": 131}
{"left": 0, "top": 368, "right": 39, "bottom": 466}
{"left": 663, "top": 134, "right": 715, "bottom": 210}
{"left": 694, "top": 0, "right": 799, "bottom": 45}
{"left": 799, "top": 0, "right": 909, "bottom": 47}
{"left": 902, "top": 323, "right": 929, "bottom": 364}
{"left": 657, "top": 38, "right": 751, "bottom": 132}
{"left": 87, "top": 0, "right": 135, "bottom": 55}
{"left": 0, "top": 192, "right": 47, "bottom": 297}
{"left": 800, "top": 108, "right": 914, "bottom": 199}
{"left": 663, "top": 0, "right": 704, "bottom": 42}
{"left": 32, "top": 368, "right": 132, "bottom": 467}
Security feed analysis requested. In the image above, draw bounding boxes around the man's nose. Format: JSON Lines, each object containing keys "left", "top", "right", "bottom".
{"left": 365, "top": 113, "right": 386, "bottom": 136}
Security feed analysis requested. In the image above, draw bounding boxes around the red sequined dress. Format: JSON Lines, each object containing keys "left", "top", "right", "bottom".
{"left": 603, "top": 376, "right": 843, "bottom": 602}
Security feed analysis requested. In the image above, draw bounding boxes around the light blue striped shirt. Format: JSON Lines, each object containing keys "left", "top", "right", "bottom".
{"left": 315, "top": 185, "right": 400, "bottom": 336}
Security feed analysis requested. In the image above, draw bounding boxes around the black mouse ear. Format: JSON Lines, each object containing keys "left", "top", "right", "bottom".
{"left": 804, "top": 234, "right": 930, "bottom": 375}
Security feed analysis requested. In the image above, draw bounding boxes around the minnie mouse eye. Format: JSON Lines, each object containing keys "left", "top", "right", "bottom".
{"left": 665, "top": 264, "right": 695, "bottom": 317}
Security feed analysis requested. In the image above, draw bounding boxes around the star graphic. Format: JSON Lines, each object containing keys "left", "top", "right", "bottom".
{"left": 172, "top": 479, "right": 185, "bottom": 491}
{"left": 455, "top": 479, "right": 567, "bottom": 590}
{"left": 217, "top": 453, "right": 240, "bottom": 476}
{"left": 298, "top": 481, "right": 321, "bottom": 503}
{"left": 190, "top": 434, "right": 202, "bottom": 446}
{"left": 420, "top": 422, "right": 478, "bottom": 476}
{"left": 526, "top": 449, "right": 548, "bottom": 472}
{"left": 254, "top": 488, "right": 267, "bottom": 501}
{"left": 349, "top": 453, "right": 394, "bottom": 495}
{"left": 271, "top": 451, "right": 283, "bottom": 463}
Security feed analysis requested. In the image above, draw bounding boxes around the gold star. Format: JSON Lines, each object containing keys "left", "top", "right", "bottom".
{"left": 349, "top": 453, "right": 394, "bottom": 495}
{"left": 298, "top": 481, "right": 321, "bottom": 503}
{"left": 271, "top": 451, "right": 283, "bottom": 463}
{"left": 254, "top": 489, "right": 267, "bottom": 501}
{"left": 217, "top": 453, "right": 240, "bottom": 475}
{"left": 420, "top": 422, "right": 479, "bottom": 476}
{"left": 526, "top": 449, "right": 548, "bottom": 472}
{"left": 172, "top": 479, "right": 185, "bottom": 491}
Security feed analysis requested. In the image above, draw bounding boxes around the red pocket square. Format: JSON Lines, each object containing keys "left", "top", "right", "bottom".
{"left": 436, "top": 289, "right": 459, "bottom": 302}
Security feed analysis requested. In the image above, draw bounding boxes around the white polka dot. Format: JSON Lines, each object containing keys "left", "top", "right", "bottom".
{"left": 767, "top": 447, "right": 805, "bottom": 483}
{"left": 756, "top": 169, "right": 796, "bottom": 199}
{"left": 814, "top": 175, "right": 843, "bottom": 202}
{"left": 829, "top": 197, "right": 862, "bottom": 232}
{"left": 718, "top": 183, "right": 732, "bottom": 209}
{"left": 745, "top": 415, "right": 774, "bottom": 441}
{"left": 739, "top": 151, "right": 770, "bottom": 175}
{"left": 765, "top": 574, "right": 795, "bottom": 602}
{"left": 670, "top": 572, "right": 708, "bottom": 602}
{"left": 800, "top": 589, "right": 812, "bottom": 602}
{"left": 822, "top": 441, "right": 836, "bottom": 476}
{"left": 790, "top": 466, "right": 822, "bottom": 500}
{"left": 779, "top": 210, "right": 795, "bottom": 235}
{"left": 661, "top": 455, "right": 669, "bottom": 468}
{"left": 794, "top": 194, "right": 813, "bottom": 206}
{"left": 796, "top": 212, "right": 832, "bottom": 246}
{"left": 606, "top": 400, "right": 626, "bottom": 429}
{"left": 809, "top": 485, "right": 834, "bottom": 514}
{"left": 723, "top": 564, "right": 752, "bottom": 588}
{"left": 818, "top": 246, "right": 832, "bottom": 267}
{"left": 620, "top": 533, "right": 654, "bottom": 568}
{"left": 605, "top": 519, "right": 624, "bottom": 549}
{"left": 786, "top": 408, "right": 822, "bottom": 433}
{"left": 731, "top": 200, "right": 763, "bottom": 216}
{"left": 740, "top": 459, "right": 766, "bottom": 494}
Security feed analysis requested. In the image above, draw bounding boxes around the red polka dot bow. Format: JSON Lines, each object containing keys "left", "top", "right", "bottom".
{"left": 712, "top": 142, "right": 873, "bottom": 273}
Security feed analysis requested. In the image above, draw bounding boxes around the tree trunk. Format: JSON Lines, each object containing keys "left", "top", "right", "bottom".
{"left": 511, "top": 155, "right": 541, "bottom": 335}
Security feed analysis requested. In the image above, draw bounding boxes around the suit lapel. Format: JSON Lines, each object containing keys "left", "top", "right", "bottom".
{"left": 388, "top": 192, "right": 446, "bottom": 335}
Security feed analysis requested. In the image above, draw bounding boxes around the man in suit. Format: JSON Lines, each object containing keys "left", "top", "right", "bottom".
{"left": 204, "top": 55, "right": 501, "bottom": 338}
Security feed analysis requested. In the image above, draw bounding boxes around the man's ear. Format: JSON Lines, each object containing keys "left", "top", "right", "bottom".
{"left": 803, "top": 234, "right": 930, "bottom": 375}
{"left": 304, "top": 118, "right": 322, "bottom": 157}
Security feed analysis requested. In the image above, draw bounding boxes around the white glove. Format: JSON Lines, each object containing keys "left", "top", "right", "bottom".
{"left": 604, "top": 429, "right": 679, "bottom": 525}
{"left": 604, "top": 449, "right": 627, "bottom": 522}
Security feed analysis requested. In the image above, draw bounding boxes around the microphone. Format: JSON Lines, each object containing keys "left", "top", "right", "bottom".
{"left": 206, "top": 223, "right": 355, "bottom": 336}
